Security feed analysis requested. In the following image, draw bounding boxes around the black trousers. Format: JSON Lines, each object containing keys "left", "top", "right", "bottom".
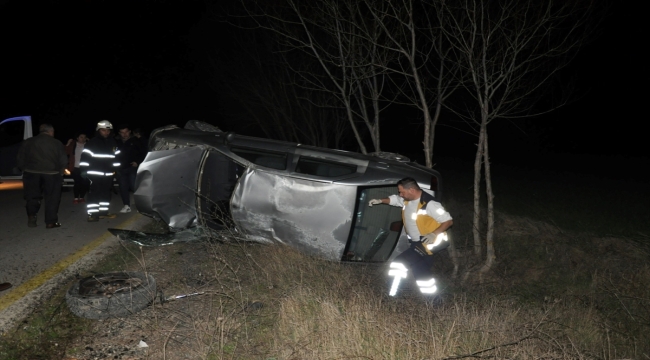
{"left": 393, "top": 242, "right": 436, "bottom": 281}
{"left": 116, "top": 167, "right": 137, "bottom": 206}
{"left": 87, "top": 175, "right": 113, "bottom": 216}
{"left": 71, "top": 167, "right": 89, "bottom": 198}
{"left": 23, "top": 171, "right": 63, "bottom": 224}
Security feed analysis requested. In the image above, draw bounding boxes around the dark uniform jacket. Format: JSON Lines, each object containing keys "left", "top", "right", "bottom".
{"left": 16, "top": 133, "right": 67, "bottom": 174}
{"left": 80, "top": 133, "right": 119, "bottom": 176}
{"left": 116, "top": 136, "right": 145, "bottom": 170}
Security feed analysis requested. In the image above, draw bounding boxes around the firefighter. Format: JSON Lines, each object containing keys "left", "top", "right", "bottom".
{"left": 368, "top": 177, "right": 453, "bottom": 296}
{"left": 80, "top": 120, "right": 120, "bottom": 222}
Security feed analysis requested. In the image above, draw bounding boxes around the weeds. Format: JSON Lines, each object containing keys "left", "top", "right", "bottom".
{"left": 1, "top": 163, "right": 649, "bottom": 359}
{"left": 2, "top": 217, "right": 648, "bottom": 359}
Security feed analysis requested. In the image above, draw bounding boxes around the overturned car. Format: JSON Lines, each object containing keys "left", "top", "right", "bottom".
{"left": 133, "top": 121, "right": 443, "bottom": 263}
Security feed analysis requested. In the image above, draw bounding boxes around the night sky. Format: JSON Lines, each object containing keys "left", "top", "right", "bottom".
{"left": 1, "top": 1, "right": 646, "bottom": 179}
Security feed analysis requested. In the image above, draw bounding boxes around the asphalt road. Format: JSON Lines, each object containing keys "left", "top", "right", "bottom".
{"left": 0, "top": 179, "right": 151, "bottom": 332}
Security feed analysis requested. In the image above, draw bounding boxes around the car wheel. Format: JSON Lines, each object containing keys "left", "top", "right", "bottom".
{"left": 65, "top": 272, "right": 156, "bottom": 319}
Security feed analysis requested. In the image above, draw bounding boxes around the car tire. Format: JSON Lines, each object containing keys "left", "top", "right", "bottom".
{"left": 66, "top": 272, "right": 156, "bottom": 319}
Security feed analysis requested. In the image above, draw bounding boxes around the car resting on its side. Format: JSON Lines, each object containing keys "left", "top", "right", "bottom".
{"left": 133, "top": 121, "right": 451, "bottom": 295}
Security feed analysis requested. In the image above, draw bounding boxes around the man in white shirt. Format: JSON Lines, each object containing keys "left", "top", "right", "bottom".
{"left": 368, "top": 177, "right": 453, "bottom": 295}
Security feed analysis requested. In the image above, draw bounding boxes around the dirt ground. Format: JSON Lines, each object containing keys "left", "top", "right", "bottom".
{"left": 62, "top": 236, "right": 260, "bottom": 360}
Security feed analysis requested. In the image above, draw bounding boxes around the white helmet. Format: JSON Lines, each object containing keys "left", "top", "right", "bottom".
{"left": 96, "top": 120, "right": 113, "bottom": 131}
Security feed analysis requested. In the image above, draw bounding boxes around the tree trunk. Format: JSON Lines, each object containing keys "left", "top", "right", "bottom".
{"left": 428, "top": 99, "right": 442, "bottom": 165}
{"left": 343, "top": 98, "right": 368, "bottom": 154}
{"left": 480, "top": 130, "right": 496, "bottom": 272}
{"left": 371, "top": 76, "right": 381, "bottom": 152}
{"left": 412, "top": 63, "right": 433, "bottom": 168}
{"left": 472, "top": 124, "right": 485, "bottom": 257}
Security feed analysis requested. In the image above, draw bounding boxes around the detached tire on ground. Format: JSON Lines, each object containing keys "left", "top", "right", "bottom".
{"left": 66, "top": 272, "right": 156, "bottom": 319}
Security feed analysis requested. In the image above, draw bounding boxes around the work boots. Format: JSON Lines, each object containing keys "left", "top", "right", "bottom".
{"left": 28, "top": 215, "right": 37, "bottom": 228}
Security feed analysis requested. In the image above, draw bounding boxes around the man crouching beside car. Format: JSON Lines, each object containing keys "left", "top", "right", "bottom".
{"left": 368, "top": 177, "right": 453, "bottom": 296}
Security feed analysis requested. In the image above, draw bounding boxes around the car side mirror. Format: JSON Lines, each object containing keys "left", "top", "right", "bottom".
{"left": 223, "top": 132, "right": 235, "bottom": 145}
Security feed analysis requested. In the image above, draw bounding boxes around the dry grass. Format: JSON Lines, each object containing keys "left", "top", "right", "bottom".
{"left": 239, "top": 244, "right": 647, "bottom": 359}
{"left": 3, "top": 207, "right": 647, "bottom": 359}
{"left": 56, "top": 219, "right": 647, "bottom": 359}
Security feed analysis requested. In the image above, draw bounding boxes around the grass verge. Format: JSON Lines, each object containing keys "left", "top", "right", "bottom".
{"left": 0, "top": 163, "right": 648, "bottom": 359}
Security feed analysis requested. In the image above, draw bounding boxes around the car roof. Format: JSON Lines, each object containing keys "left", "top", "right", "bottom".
{"left": 149, "top": 123, "right": 441, "bottom": 190}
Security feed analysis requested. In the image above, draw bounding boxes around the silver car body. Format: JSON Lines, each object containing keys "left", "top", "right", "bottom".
{"left": 134, "top": 121, "right": 443, "bottom": 263}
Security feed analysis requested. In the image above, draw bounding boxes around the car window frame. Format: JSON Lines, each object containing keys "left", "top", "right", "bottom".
{"left": 228, "top": 146, "right": 290, "bottom": 171}
{"left": 288, "top": 148, "right": 368, "bottom": 181}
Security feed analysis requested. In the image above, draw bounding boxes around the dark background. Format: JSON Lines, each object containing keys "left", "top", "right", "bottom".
{"left": 0, "top": 1, "right": 645, "bottom": 179}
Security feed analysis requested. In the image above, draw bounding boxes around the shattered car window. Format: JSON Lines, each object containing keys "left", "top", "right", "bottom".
{"left": 231, "top": 147, "right": 287, "bottom": 170}
{"left": 296, "top": 156, "right": 357, "bottom": 177}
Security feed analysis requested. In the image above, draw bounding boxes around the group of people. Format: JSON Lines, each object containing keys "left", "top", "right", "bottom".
{"left": 16, "top": 120, "right": 147, "bottom": 228}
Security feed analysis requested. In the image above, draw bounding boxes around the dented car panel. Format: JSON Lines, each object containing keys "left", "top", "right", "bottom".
{"left": 231, "top": 168, "right": 357, "bottom": 261}
{"left": 134, "top": 121, "right": 443, "bottom": 263}
{"left": 134, "top": 146, "right": 205, "bottom": 229}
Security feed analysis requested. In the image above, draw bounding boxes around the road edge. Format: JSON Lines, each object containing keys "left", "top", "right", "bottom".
{"left": 0, "top": 213, "right": 152, "bottom": 333}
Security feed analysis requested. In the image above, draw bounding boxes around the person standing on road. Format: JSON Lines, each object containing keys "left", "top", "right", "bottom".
{"left": 115, "top": 124, "right": 145, "bottom": 213}
{"left": 16, "top": 123, "right": 68, "bottom": 229}
{"left": 65, "top": 132, "right": 90, "bottom": 204}
{"left": 367, "top": 177, "right": 453, "bottom": 296}
{"left": 80, "top": 120, "right": 119, "bottom": 222}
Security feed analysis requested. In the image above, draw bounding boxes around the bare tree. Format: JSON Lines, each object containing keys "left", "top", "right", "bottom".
{"left": 212, "top": 31, "right": 349, "bottom": 148}
{"left": 352, "top": 0, "right": 463, "bottom": 276}
{"left": 239, "top": 0, "right": 396, "bottom": 153}
{"left": 361, "top": 0, "right": 461, "bottom": 168}
{"left": 437, "top": 0, "right": 599, "bottom": 271}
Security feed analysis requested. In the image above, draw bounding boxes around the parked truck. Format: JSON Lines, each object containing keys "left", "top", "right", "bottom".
{"left": 0, "top": 116, "right": 33, "bottom": 180}
{"left": 1, "top": 116, "right": 77, "bottom": 187}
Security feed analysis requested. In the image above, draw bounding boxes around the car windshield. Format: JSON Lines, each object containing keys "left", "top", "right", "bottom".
{"left": 344, "top": 186, "right": 403, "bottom": 262}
